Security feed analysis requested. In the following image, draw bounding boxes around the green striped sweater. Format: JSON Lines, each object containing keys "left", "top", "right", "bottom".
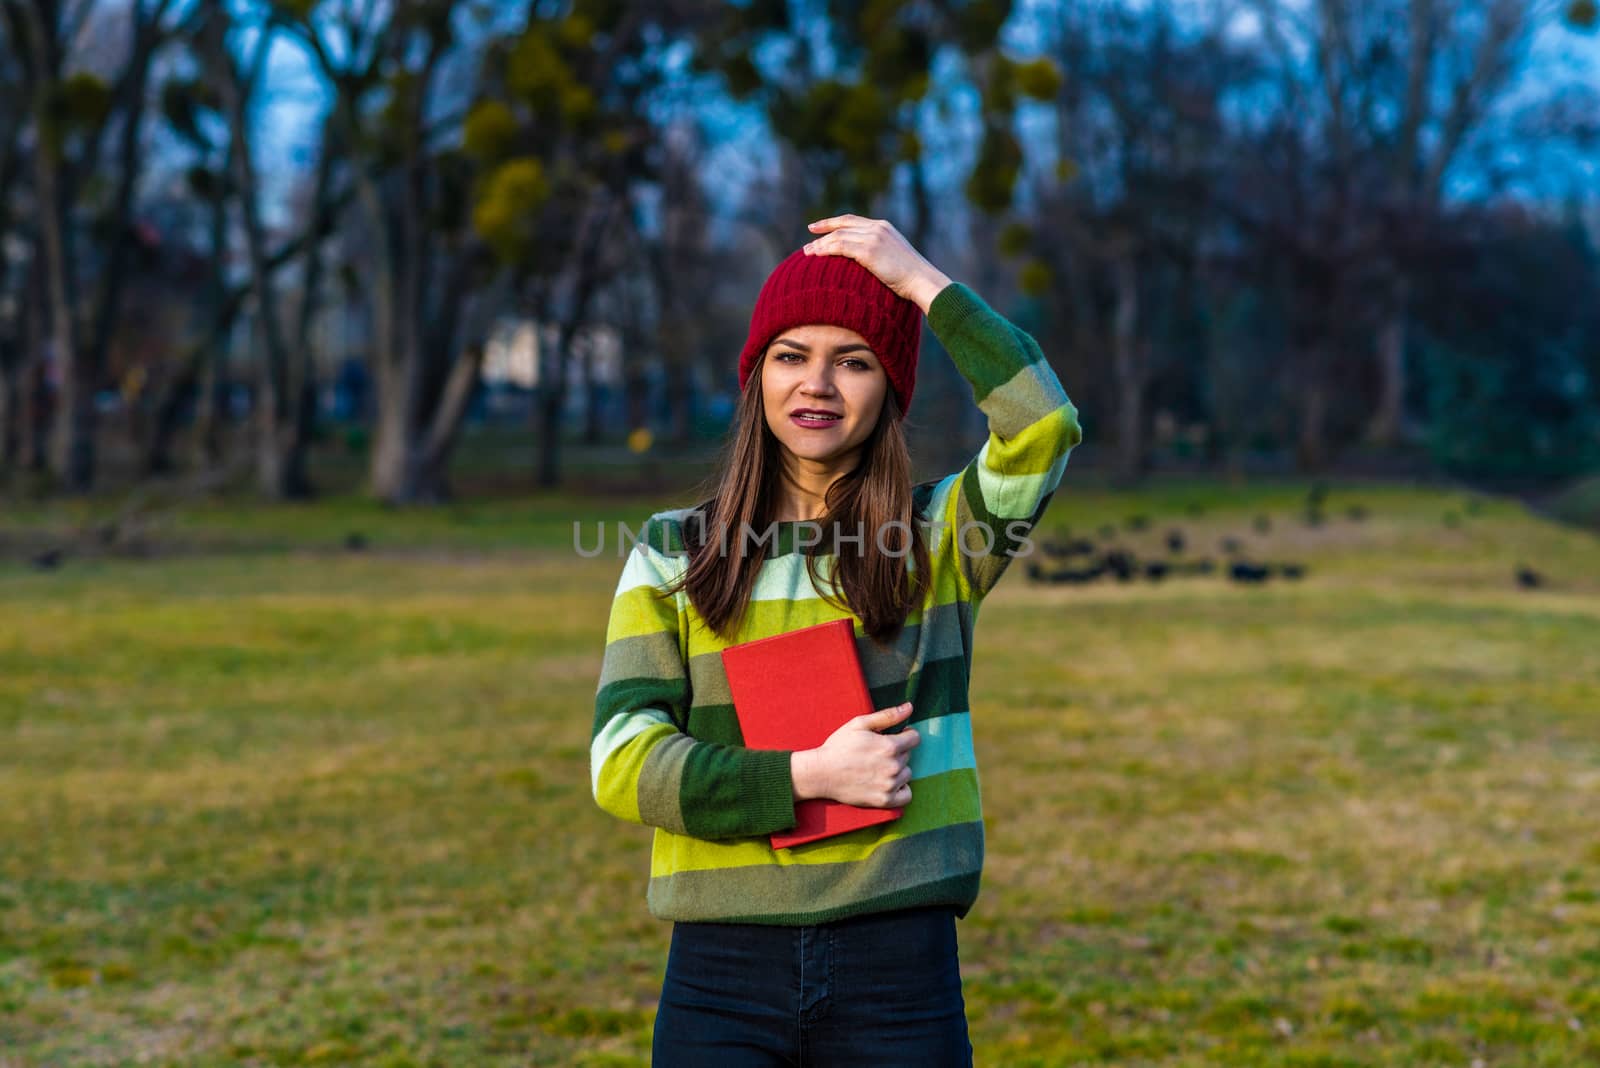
{"left": 590, "top": 281, "right": 1082, "bottom": 925}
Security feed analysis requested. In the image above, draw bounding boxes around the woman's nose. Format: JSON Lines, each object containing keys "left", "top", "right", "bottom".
{"left": 802, "top": 368, "right": 837, "bottom": 394}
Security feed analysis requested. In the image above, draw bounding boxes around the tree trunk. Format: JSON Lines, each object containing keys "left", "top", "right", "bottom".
{"left": 143, "top": 345, "right": 199, "bottom": 474}
{"left": 536, "top": 331, "right": 571, "bottom": 489}
{"left": 180, "top": 142, "right": 237, "bottom": 477}
{"left": 1112, "top": 251, "right": 1146, "bottom": 483}
{"left": 190, "top": 339, "right": 224, "bottom": 471}
{"left": 369, "top": 254, "right": 486, "bottom": 505}
{"left": 371, "top": 407, "right": 458, "bottom": 504}
{"left": 370, "top": 382, "right": 418, "bottom": 501}
{"left": 625, "top": 366, "right": 648, "bottom": 430}
{"left": 1367, "top": 275, "right": 1410, "bottom": 447}
{"left": 1296, "top": 368, "right": 1328, "bottom": 472}
{"left": 583, "top": 349, "right": 607, "bottom": 445}
{"left": 17, "top": 286, "right": 47, "bottom": 472}
{"left": 354, "top": 62, "right": 490, "bottom": 505}
{"left": 249, "top": 315, "right": 317, "bottom": 500}
{"left": 209, "top": 19, "right": 311, "bottom": 500}
{"left": 256, "top": 422, "right": 311, "bottom": 499}
{"left": 665, "top": 359, "right": 695, "bottom": 445}
{"left": 36, "top": 144, "right": 91, "bottom": 491}
{"left": 9, "top": 1, "right": 89, "bottom": 491}
{"left": 1200, "top": 277, "right": 1233, "bottom": 472}
{"left": 416, "top": 343, "right": 485, "bottom": 501}
{"left": 370, "top": 346, "right": 481, "bottom": 504}
{"left": 84, "top": 4, "right": 162, "bottom": 478}
{"left": 906, "top": 154, "right": 964, "bottom": 460}
{"left": 0, "top": 349, "right": 14, "bottom": 469}
{"left": 531, "top": 198, "right": 618, "bottom": 487}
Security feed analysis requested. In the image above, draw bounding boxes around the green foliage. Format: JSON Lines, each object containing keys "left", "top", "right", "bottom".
{"left": 558, "top": 14, "right": 595, "bottom": 48}
{"left": 722, "top": 52, "right": 762, "bottom": 99}
{"left": 864, "top": 26, "right": 932, "bottom": 97}
{"left": 1019, "top": 258, "right": 1053, "bottom": 295}
{"left": 896, "top": 127, "right": 921, "bottom": 162}
{"left": 393, "top": 0, "right": 454, "bottom": 43}
{"left": 856, "top": 0, "right": 901, "bottom": 37}
{"left": 161, "top": 79, "right": 219, "bottom": 149}
{"left": 1414, "top": 214, "right": 1600, "bottom": 483}
{"left": 770, "top": 79, "right": 848, "bottom": 146}
{"left": 694, "top": 0, "right": 1013, "bottom": 228}
{"left": 571, "top": 0, "right": 627, "bottom": 27}
{"left": 998, "top": 221, "right": 1032, "bottom": 257}
{"left": 1420, "top": 342, "right": 1600, "bottom": 482}
{"left": 769, "top": 77, "right": 901, "bottom": 199}
{"left": 827, "top": 83, "right": 893, "bottom": 163}
{"left": 461, "top": 99, "right": 518, "bottom": 163}
{"left": 272, "top": 0, "right": 319, "bottom": 20}
{"left": 732, "top": 0, "right": 788, "bottom": 33}
{"left": 965, "top": 121, "right": 1022, "bottom": 213}
{"left": 852, "top": 160, "right": 894, "bottom": 198}
{"left": 52, "top": 72, "right": 112, "bottom": 129}
{"left": 559, "top": 83, "right": 599, "bottom": 126}
{"left": 987, "top": 54, "right": 1017, "bottom": 111}
{"left": 472, "top": 157, "right": 549, "bottom": 263}
{"left": 506, "top": 29, "right": 570, "bottom": 114}
{"left": 770, "top": 78, "right": 900, "bottom": 194}
{"left": 953, "top": 0, "right": 1012, "bottom": 51}
{"left": 1014, "top": 57, "right": 1063, "bottom": 100}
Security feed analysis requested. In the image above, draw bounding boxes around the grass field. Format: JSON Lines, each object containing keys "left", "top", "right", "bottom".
{"left": 2, "top": 474, "right": 1599, "bottom": 1066}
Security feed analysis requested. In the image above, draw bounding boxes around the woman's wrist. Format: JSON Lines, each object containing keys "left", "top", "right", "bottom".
{"left": 791, "top": 749, "right": 825, "bottom": 801}
{"left": 908, "top": 270, "right": 954, "bottom": 316}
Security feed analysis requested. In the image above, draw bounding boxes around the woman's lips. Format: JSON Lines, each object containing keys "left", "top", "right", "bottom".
{"left": 791, "top": 413, "right": 842, "bottom": 429}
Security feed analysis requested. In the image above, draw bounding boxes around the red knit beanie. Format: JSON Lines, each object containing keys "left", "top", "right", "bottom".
{"left": 738, "top": 247, "right": 922, "bottom": 416}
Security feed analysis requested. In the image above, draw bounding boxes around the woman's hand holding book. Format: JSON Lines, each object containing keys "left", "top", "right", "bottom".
{"left": 791, "top": 702, "right": 920, "bottom": 807}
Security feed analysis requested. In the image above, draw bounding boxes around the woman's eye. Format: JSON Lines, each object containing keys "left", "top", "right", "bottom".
{"left": 773, "top": 352, "right": 870, "bottom": 369}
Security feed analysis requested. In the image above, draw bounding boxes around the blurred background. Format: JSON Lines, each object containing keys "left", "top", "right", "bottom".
{"left": 3, "top": 2, "right": 1600, "bottom": 1066}
{"left": 0, "top": 0, "right": 1597, "bottom": 507}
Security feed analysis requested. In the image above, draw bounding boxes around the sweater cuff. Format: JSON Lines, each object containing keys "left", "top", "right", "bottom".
{"left": 743, "top": 748, "right": 798, "bottom": 834}
{"left": 927, "top": 282, "right": 988, "bottom": 342}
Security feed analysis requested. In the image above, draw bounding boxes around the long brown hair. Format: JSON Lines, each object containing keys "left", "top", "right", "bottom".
{"left": 663, "top": 357, "right": 932, "bottom": 645}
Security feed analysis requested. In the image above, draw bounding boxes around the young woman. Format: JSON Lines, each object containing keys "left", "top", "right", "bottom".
{"left": 591, "top": 214, "right": 1082, "bottom": 1064}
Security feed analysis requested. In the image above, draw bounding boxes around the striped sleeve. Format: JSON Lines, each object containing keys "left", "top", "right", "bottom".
{"left": 924, "top": 282, "right": 1083, "bottom": 602}
{"left": 590, "top": 518, "right": 800, "bottom": 840}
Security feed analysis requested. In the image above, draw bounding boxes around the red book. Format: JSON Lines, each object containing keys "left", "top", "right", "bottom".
{"left": 721, "top": 617, "right": 905, "bottom": 849}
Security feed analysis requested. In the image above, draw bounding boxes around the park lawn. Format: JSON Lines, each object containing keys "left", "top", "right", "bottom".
{"left": 1, "top": 478, "right": 1598, "bottom": 1066}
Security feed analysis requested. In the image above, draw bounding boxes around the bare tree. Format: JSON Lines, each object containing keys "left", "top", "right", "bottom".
{"left": 1019, "top": 1, "right": 1241, "bottom": 479}
{"left": 2, "top": 0, "right": 181, "bottom": 491}
{"left": 647, "top": 119, "right": 719, "bottom": 446}
{"left": 195, "top": 4, "right": 332, "bottom": 498}
{"left": 1247, "top": 0, "right": 1546, "bottom": 449}
{"left": 285, "top": 0, "right": 496, "bottom": 503}
{"left": 0, "top": 16, "right": 31, "bottom": 472}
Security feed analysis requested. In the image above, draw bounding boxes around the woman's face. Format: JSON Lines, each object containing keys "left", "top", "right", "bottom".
{"left": 760, "top": 324, "right": 889, "bottom": 464}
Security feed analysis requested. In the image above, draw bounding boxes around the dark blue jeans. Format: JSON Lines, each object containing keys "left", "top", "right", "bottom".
{"left": 651, "top": 903, "right": 974, "bottom": 1066}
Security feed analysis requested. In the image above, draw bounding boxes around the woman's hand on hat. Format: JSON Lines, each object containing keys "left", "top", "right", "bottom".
{"left": 803, "top": 215, "right": 952, "bottom": 315}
